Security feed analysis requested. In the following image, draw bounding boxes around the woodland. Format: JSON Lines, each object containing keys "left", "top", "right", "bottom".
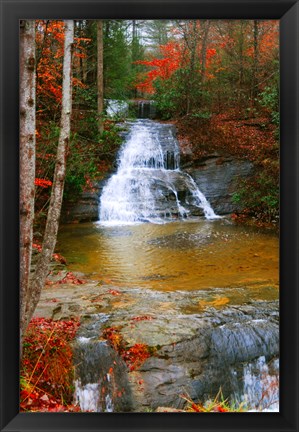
{"left": 20, "top": 19, "right": 279, "bottom": 413}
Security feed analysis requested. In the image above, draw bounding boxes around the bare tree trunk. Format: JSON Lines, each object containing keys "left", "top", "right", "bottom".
{"left": 20, "top": 20, "right": 36, "bottom": 345}
{"left": 97, "top": 20, "right": 104, "bottom": 135}
{"left": 22, "top": 20, "right": 74, "bottom": 340}
{"left": 186, "top": 20, "right": 200, "bottom": 114}
{"left": 238, "top": 21, "right": 245, "bottom": 107}
{"left": 251, "top": 20, "right": 259, "bottom": 105}
{"left": 200, "top": 20, "right": 211, "bottom": 85}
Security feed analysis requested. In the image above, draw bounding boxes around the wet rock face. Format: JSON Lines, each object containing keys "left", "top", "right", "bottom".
{"left": 185, "top": 156, "right": 253, "bottom": 215}
{"left": 35, "top": 281, "right": 279, "bottom": 412}
{"left": 132, "top": 303, "right": 278, "bottom": 411}
{"left": 73, "top": 319, "right": 133, "bottom": 412}
{"left": 62, "top": 180, "right": 107, "bottom": 223}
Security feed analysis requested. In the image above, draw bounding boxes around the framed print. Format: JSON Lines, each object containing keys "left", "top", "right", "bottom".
{"left": 0, "top": 0, "right": 298, "bottom": 431}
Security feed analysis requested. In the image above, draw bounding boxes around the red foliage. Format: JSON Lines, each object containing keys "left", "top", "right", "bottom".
{"left": 135, "top": 38, "right": 217, "bottom": 94}
{"left": 32, "top": 242, "right": 42, "bottom": 252}
{"left": 32, "top": 241, "right": 67, "bottom": 265}
{"left": 130, "top": 315, "right": 154, "bottom": 322}
{"left": 102, "top": 326, "right": 124, "bottom": 351}
{"left": 20, "top": 317, "right": 80, "bottom": 412}
{"left": 58, "top": 271, "right": 84, "bottom": 284}
{"left": 35, "top": 178, "right": 52, "bottom": 188}
{"left": 107, "top": 288, "right": 121, "bottom": 296}
{"left": 36, "top": 20, "right": 89, "bottom": 107}
{"left": 122, "top": 344, "right": 151, "bottom": 371}
{"left": 102, "top": 326, "right": 151, "bottom": 371}
{"left": 52, "top": 253, "right": 67, "bottom": 264}
{"left": 135, "top": 42, "right": 182, "bottom": 93}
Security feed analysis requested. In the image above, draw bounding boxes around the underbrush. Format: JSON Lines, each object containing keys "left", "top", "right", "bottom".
{"left": 181, "top": 390, "right": 246, "bottom": 413}
{"left": 20, "top": 317, "right": 80, "bottom": 412}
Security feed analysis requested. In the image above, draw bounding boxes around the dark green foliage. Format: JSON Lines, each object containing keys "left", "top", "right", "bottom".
{"left": 154, "top": 68, "right": 209, "bottom": 119}
{"left": 232, "top": 166, "right": 279, "bottom": 223}
{"left": 259, "top": 85, "right": 279, "bottom": 126}
{"left": 103, "top": 21, "right": 132, "bottom": 99}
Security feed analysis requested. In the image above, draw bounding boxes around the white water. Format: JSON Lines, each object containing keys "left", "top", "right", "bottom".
{"left": 100, "top": 120, "right": 219, "bottom": 225}
{"left": 74, "top": 377, "right": 114, "bottom": 412}
{"left": 231, "top": 356, "right": 279, "bottom": 412}
{"left": 106, "top": 99, "right": 128, "bottom": 118}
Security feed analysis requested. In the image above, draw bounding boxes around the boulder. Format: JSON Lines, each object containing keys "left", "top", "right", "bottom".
{"left": 186, "top": 156, "right": 253, "bottom": 215}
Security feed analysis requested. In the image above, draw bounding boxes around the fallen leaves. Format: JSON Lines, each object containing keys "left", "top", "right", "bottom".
{"left": 102, "top": 327, "right": 151, "bottom": 371}
{"left": 108, "top": 289, "right": 121, "bottom": 296}
{"left": 198, "top": 296, "right": 230, "bottom": 309}
{"left": 58, "top": 272, "right": 84, "bottom": 285}
{"left": 130, "top": 315, "right": 154, "bottom": 322}
{"left": 20, "top": 317, "right": 80, "bottom": 412}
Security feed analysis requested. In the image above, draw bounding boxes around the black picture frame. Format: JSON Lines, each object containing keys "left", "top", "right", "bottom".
{"left": 0, "top": 0, "right": 298, "bottom": 431}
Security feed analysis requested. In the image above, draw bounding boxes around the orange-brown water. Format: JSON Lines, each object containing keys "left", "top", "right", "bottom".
{"left": 57, "top": 218, "right": 279, "bottom": 304}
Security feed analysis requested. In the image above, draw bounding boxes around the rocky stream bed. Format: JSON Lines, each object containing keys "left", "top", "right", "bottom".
{"left": 34, "top": 273, "right": 279, "bottom": 412}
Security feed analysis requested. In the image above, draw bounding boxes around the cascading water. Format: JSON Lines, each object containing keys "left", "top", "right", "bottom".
{"left": 137, "top": 100, "right": 156, "bottom": 119}
{"left": 230, "top": 356, "right": 279, "bottom": 411}
{"left": 99, "top": 119, "right": 220, "bottom": 225}
{"left": 73, "top": 315, "right": 133, "bottom": 412}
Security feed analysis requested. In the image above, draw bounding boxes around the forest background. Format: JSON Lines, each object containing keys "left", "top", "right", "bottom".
{"left": 19, "top": 19, "right": 279, "bottom": 411}
{"left": 32, "top": 19, "right": 279, "bottom": 228}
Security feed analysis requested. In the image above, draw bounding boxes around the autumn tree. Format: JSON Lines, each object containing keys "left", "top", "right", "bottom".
{"left": 20, "top": 20, "right": 74, "bottom": 346}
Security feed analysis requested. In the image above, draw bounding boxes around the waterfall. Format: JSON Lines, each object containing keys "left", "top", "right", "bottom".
{"left": 137, "top": 100, "right": 156, "bottom": 119}
{"left": 105, "top": 99, "right": 128, "bottom": 118}
{"left": 229, "top": 356, "right": 279, "bottom": 412}
{"left": 99, "top": 119, "right": 220, "bottom": 225}
{"left": 73, "top": 315, "right": 133, "bottom": 413}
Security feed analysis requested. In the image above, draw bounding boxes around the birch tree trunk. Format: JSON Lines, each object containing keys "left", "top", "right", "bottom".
{"left": 97, "top": 20, "right": 104, "bottom": 135}
{"left": 20, "top": 20, "right": 36, "bottom": 345}
{"left": 22, "top": 20, "right": 74, "bottom": 339}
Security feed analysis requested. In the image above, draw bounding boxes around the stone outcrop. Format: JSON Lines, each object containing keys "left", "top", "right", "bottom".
{"left": 185, "top": 155, "right": 253, "bottom": 215}
{"left": 61, "top": 181, "right": 104, "bottom": 223}
{"left": 35, "top": 280, "right": 279, "bottom": 412}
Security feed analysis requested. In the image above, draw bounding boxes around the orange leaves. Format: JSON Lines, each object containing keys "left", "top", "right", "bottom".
{"left": 32, "top": 242, "right": 42, "bottom": 252}
{"left": 130, "top": 315, "right": 154, "bottom": 322}
{"left": 52, "top": 253, "right": 67, "bottom": 264}
{"left": 36, "top": 20, "right": 87, "bottom": 106}
{"left": 135, "top": 38, "right": 219, "bottom": 93}
{"left": 20, "top": 317, "right": 80, "bottom": 411}
{"left": 102, "top": 327, "right": 151, "bottom": 371}
{"left": 102, "top": 326, "right": 124, "bottom": 351}
{"left": 34, "top": 178, "right": 52, "bottom": 188}
{"left": 58, "top": 271, "right": 84, "bottom": 285}
{"left": 135, "top": 41, "right": 182, "bottom": 93}
{"left": 123, "top": 343, "right": 151, "bottom": 372}
{"left": 108, "top": 288, "right": 121, "bottom": 296}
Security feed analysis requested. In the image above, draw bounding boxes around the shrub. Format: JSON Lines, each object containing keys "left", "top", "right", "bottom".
{"left": 20, "top": 318, "right": 80, "bottom": 411}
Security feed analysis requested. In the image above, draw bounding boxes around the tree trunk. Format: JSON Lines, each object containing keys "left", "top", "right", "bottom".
{"left": 186, "top": 20, "right": 199, "bottom": 114}
{"left": 238, "top": 21, "right": 245, "bottom": 107}
{"left": 252, "top": 20, "right": 259, "bottom": 105}
{"left": 97, "top": 20, "right": 104, "bottom": 135}
{"left": 22, "top": 20, "right": 74, "bottom": 342}
{"left": 20, "top": 20, "right": 36, "bottom": 346}
{"left": 200, "top": 20, "right": 210, "bottom": 85}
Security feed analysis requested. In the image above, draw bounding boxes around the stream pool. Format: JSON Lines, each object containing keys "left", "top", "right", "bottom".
{"left": 57, "top": 218, "right": 279, "bottom": 304}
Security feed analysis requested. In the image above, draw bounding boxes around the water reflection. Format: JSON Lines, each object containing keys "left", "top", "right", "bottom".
{"left": 57, "top": 219, "right": 279, "bottom": 303}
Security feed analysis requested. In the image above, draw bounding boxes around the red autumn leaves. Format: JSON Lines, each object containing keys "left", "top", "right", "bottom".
{"left": 20, "top": 318, "right": 80, "bottom": 412}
